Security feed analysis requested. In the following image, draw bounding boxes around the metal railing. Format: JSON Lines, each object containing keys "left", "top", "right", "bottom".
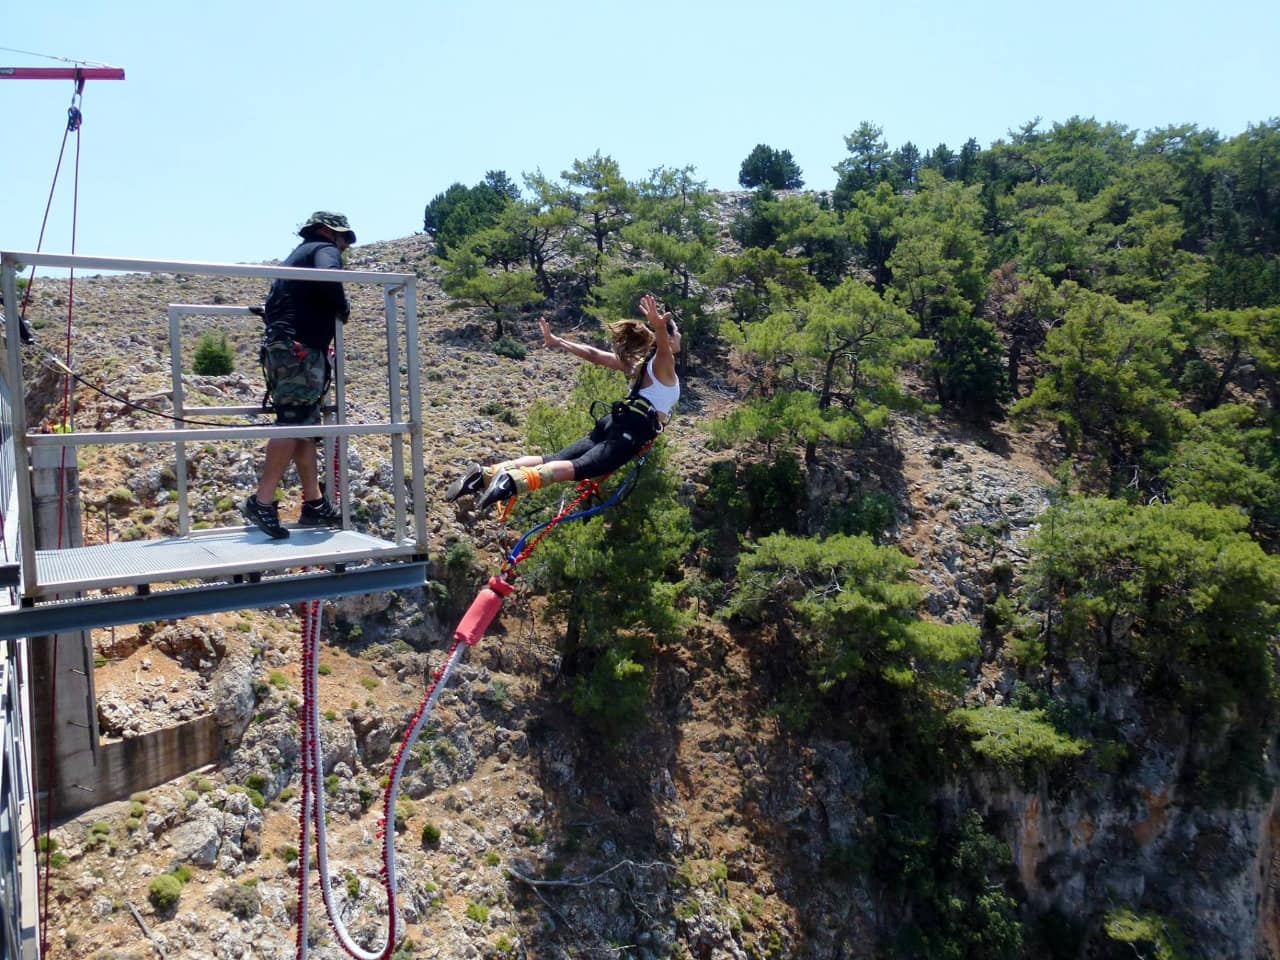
{"left": 0, "top": 362, "right": 39, "bottom": 960}
{"left": 0, "top": 644, "right": 38, "bottom": 960}
{"left": 0, "top": 250, "right": 427, "bottom": 601}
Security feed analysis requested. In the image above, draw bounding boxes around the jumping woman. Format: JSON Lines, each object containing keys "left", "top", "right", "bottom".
{"left": 446, "top": 293, "right": 680, "bottom": 512}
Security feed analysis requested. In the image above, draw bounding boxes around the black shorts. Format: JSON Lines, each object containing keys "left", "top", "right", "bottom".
{"left": 548, "top": 410, "right": 657, "bottom": 480}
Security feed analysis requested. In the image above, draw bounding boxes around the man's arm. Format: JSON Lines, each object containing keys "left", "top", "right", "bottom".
{"left": 311, "top": 243, "right": 350, "bottom": 321}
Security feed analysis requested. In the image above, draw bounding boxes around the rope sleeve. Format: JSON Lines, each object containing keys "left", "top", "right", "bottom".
{"left": 453, "top": 576, "right": 514, "bottom": 646}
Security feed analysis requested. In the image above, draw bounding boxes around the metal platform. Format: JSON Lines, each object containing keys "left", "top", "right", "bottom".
{"left": 33, "top": 525, "right": 415, "bottom": 595}
{"left": 0, "top": 526, "right": 428, "bottom": 641}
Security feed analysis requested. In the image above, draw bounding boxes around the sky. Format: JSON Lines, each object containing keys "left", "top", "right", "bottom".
{"left": 3, "top": 0, "right": 1278, "bottom": 269}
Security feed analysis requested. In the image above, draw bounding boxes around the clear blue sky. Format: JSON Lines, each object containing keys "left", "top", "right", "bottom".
{"left": 4, "top": 0, "right": 1278, "bottom": 267}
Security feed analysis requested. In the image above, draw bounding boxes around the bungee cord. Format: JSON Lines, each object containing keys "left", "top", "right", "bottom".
{"left": 289, "top": 453, "right": 648, "bottom": 957}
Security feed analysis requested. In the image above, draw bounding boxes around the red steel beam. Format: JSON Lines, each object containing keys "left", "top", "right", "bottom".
{"left": 0, "top": 66, "right": 125, "bottom": 80}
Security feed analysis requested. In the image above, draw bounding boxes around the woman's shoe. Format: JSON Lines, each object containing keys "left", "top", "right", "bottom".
{"left": 445, "top": 463, "right": 486, "bottom": 502}
{"left": 476, "top": 471, "right": 517, "bottom": 511}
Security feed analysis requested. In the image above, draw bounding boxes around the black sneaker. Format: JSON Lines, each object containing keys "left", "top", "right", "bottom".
{"left": 299, "top": 497, "right": 342, "bottom": 527}
{"left": 476, "top": 471, "right": 517, "bottom": 511}
{"left": 445, "top": 463, "right": 487, "bottom": 502}
{"left": 243, "top": 495, "right": 289, "bottom": 539}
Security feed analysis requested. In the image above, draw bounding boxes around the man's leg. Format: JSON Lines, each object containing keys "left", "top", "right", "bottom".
{"left": 245, "top": 437, "right": 299, "bottom": 539}
{"left": 294, "top": 439, "right": 323, "bottom": 502}
{"left": 255, "top": 438, "right": 300, "bottom": 503}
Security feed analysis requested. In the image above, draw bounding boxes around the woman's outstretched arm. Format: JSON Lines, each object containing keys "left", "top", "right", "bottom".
{"left": 539, "top": 316, "right": 626, "bottom": 370}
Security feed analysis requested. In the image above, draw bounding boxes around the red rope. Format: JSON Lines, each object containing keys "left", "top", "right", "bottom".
{"left": 55, "top": 116, "right": 82, "bottom": 549}
{"left": 502, "top": 478, "right": 602, "bottom": 577}
{"left": 296, "top": 600, "right": 319, "bottom": 959}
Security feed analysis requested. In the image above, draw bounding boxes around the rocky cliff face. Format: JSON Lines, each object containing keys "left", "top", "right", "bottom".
{"left": 26, "top": 220, "right": 1279, "bottom": 959}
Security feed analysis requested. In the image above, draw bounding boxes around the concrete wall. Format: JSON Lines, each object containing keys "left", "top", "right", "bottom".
{"left": 26, "top": 450, "right": 224, "bottom": 822}
{"left": 46, "top": 715, "right": 223, "bottom": 821}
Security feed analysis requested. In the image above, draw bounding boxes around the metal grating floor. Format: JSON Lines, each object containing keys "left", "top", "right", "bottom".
{"left": 33, "top": 525, "right": 418, "bottom": 597}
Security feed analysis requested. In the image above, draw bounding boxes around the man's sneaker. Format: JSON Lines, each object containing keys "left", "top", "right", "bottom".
{"left": 243, "top": 495, "right": 289, "bottom": 539}
{"left": 299, "top": 497, "right": 342, "bottom": 527}
{"left": 445, "top": 463, "right": 487, "bottom": 502}
{"left": 476, "top": 471, "right": 517, "bottom": 512}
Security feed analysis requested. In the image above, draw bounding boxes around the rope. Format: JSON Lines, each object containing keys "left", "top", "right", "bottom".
{"left": 503, "top": 449, "right": 651, "bottom": 576}
{"left": 34, "top": 75, "right": 86, "bottom": 960}
{"left": 56, "top": 100, "right": 82, "bottom": 549}
{"left": 0, "top": 47, "right": 114, "bottom": 66}
{"left": 17, "top": 75, "right": 84, "bottom": 345}
{"left": 296, "top": 600, "right": 319, "bottom": 960}
{"left": 293, "top": 580, "right": 509, "bottom": 959}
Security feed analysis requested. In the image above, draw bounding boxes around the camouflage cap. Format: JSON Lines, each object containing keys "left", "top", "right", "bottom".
{"left": 298, "top": 211, "right": 356, "bottom": 244}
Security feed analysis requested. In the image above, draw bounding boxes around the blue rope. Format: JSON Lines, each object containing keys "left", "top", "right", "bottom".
{"left": 505, "top": 456, "right": 647, "bottom": 566}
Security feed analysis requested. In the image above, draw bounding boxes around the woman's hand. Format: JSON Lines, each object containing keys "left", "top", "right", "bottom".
{"left": 639, "top": 293, "right": 663, "bottom": 327}
{"left": 640, "top": 293, "right": 674, "bottom": 341}
{"left": 538, "top": 316, "right": 557, "bottom": 349}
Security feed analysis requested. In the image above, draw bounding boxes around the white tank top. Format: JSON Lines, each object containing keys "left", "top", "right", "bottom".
{"left": 636, "top": 355, "right": 680, "bottom": 415}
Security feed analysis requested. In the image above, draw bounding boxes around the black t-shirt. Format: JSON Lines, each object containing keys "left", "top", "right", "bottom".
{"left": 263, "top": 240, "right": 350, "bottom": 349}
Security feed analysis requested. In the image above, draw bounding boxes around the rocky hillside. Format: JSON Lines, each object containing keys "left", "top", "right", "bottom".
{"left": 20, "top": 210, "right": 1278, "bottom": 960}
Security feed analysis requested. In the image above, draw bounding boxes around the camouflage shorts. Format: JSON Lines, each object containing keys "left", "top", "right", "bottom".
{"left": 261, "top": 338, "right": 329, "bottom": 426}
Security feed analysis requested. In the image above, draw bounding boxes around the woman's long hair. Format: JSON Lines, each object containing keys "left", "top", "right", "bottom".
{"left": 607, "top": 319, "right": 656, "bottom": 378}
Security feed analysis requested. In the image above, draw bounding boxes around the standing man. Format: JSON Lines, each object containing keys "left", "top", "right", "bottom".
{"left": 242, "top": 211, "right": 355, "bottom": 539}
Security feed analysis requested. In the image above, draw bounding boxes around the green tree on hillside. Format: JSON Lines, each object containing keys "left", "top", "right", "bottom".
{"left": 1027, "top": 498, "right": 1280, "bottom": 747}
{"left": 1179, "top": 306, "right": 1280, "bottom": 410}
{"left": 843, "top": 181, "right": 906, "bottom": 292}
{"left": 423, "top": 171, "right": 520, "bottom": 255}
{"left": 440, "top": 233, "right": 541, "bottom": 339}
{"left": 1014, "top": 286, "right": 1182, "bottom": 493}
{"left": 738, "top": 143, "right": 805, "bottom": 190}
{"left": 1202, "top": 119, "right": 1280, "bottom": 308}
{"left": 930, "top": 313, "right": 1010, "bottom": 418}
{"left": 702, "top": 246, "right": 816, "bottom": 327}
{"left": 997, "top": 181, "right": 1097, "bottom": 283}
{"left": 625, "top": 165, "right": 718, "bottom": 301}
{"left": 560, "top": 151, "right": 633, "bottom": 262}
{"left": 1137, "top": 123, "right": 1223, "bottom": 254}
{"left": 956, "top": 136, "right": 982, "bottom": 183}
{"left": 713, "top": 277, "right": 927, "bottom": 464}
{"left": 921, "top": 142, "right": 958, "bottom": 180}
{"left": 192, "top": 330, "right": 234, "bottom": 376}
{"left": 889, "top": 140, "right": 921, "bottom": 190}
{"left": 982, "top": 262, "right": 1062, "bottom": 398}
{"left": 973, "top": 121, "right": 1049, "bottom": 236}
{"left": 884, "top": 172, "right": 1007, "bottom": 413}
{"left": 1088, "top": 150, "right": 1196, "bottom": 306}
{"left": 771, "top": 193, "right": 855, "bottom": 288}
{"left": 488, "top": 186, "right": 577, "bottom": 299}
{"left": 724, "top": 531, "right": 977, "bottom": 696}
{"left": 1024, "top": 116, "right": 1136, "bottom": 203}
{"left": 731, "top": 192, "right": 855, "bottom": 289}
{"left": 887, "top": 172, "right": 987, "bottom": 330}
{"left": 1163, "top": 404, "right": 1280, "bottom": 541}
{"left": 610, "top": 165, "right": 718, "bottom": 369}
{"left": 833, "top": 121, "right": 893, "bottom": 209}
